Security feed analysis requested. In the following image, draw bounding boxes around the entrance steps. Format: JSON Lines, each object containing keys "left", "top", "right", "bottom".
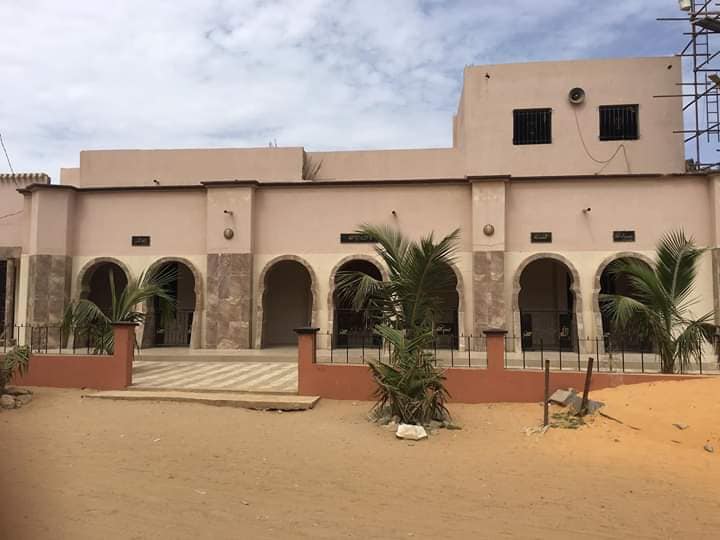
{"left": 82, "top": 389, "right": 320, "bottom": 411}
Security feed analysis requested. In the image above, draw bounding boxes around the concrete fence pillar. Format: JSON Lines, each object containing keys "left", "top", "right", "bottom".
{"left": 295, "top": 327, "right": 319, "bottom": 396}
{"left": 483, "top": 328, "right": 507, "bottom": 371}
{"left": 112, "top": 322, "right": 137, "bottom": 388}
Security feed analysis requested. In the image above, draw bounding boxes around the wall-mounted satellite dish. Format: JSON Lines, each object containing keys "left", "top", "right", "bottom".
{"left": 568, "top": 87, "right": 586, "bottom": 105}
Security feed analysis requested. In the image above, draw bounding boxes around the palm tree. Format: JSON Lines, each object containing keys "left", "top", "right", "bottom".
{"left": 63, "top": 265, "right": 176, "bottom": 354}
{"left": 336, "top": 224, "right": 460, "bottom": 424}
{"left": 601, "top": 230, "right": 716, "bottom": 373}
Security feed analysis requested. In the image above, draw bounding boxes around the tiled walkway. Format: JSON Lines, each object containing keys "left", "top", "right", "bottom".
{"left": 132, "top": 361, "right": 298, "bottom": 393}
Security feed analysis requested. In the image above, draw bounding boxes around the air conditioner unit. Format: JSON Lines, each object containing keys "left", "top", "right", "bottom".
{"left": 568, "top": 87, "right": 586, "bottom": 105}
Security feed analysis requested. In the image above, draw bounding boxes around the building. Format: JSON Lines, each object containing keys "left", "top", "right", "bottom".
{"left": 1, "top": 56, "right": 717, "bottom": 353}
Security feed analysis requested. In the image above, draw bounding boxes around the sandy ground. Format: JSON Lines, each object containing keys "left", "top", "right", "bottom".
{"left": 1, "top": 380, "right": 719, "bottom": 540}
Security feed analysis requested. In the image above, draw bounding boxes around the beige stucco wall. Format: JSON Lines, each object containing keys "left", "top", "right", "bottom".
{"left": 0, "top": 175, "right": 45, "bottom": 249}
{"left": 307, "top": 148, "right": 463, "bottom": 181}
{"left": 70, "top": 190, "right": 207, "bottom": 256}
{"left": 461, "top": 56, "right": 684, "bottom": 177}
{"left": 505, "top": 175, "right": 712, "bottom": 251}
{"left": 254, "top": 183, "right": 472, "bottom": 254}
{"left": 72, "top": 147, "right": 305, "bottom": 187}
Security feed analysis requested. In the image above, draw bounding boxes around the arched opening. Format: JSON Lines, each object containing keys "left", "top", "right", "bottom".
{"left": 262, "top": 260, "right": 312, "bottom": 347}
{"left": 81, "top": 261, "right": 129, "bottom": 317}
{"left": 434, "top": 263, "right": 460, "bottom": 349}
{"left": 151, "top": 261, "right": 196, "bottom": 347}
{"left": 599, "top": 257, "right": 651, "bottom": 352}
{"left": 332, "top": 259, "right": 383, "bottom": 348}
{"left": 519, "top": 258, "right": 577, "bottom": 351}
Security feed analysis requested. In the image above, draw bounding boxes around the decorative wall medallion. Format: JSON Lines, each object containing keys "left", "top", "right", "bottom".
{"left": 223, "top": 228, "right": 235, "bottom": 240}
{"left": 483, "top": 224, "right": 495, "bottom": 236}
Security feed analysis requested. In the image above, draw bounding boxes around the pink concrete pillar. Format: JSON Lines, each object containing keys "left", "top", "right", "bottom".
{"left": 483, "top": 328, "right": 507, "bottom": 371}
{"left": 295, "top": 327, "right": 319, "bottom": 396}
{"left": 112, "top": 322, "right": 137, "bottom": 387}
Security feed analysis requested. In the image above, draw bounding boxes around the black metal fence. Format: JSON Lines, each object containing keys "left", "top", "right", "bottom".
{"left": 503, "top": 335, "right": 719, "bottom": 375}
{"left": 314, "top": 329, "right": 719, "bottom": 375}
{"left": 319, "top": 331, "right": 486, "bottom": 367}
{"left": 0, "top": 324, "right": 112, "bottom": 355}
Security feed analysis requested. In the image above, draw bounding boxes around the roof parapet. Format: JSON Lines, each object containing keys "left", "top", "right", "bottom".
{"left": 0, "top": 172, "right": 51, "bottom": 185}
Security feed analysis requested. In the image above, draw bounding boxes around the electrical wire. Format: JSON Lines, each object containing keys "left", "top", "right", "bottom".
{"left": 573, "top": 108, "right": 630, "bottom": 174}
{"left": 0, "top": 210, "right": 22, "bottom": 221}
{"left": 0, "top": 132, "right": 15, "bottom": 175}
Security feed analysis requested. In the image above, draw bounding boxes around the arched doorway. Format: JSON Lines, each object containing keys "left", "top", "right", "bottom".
{"left": 518, "top": 258, "right": 578, "bottom": 351}
{"left": 599, "top": 257, "right": 651, "bottom": 352}
{"left": 262, "top": 260, "right": 313, "bottom": 347}
{"left": 434, "top": 263, "right": 460, "bottom": 349}
{"left": 151, "top": 261, "right": 196, "bottom": 347}
{"left": 80, "top": 260, "right": 129, "bottom": 317}
{"left": 332, "top": 259, "right": 383, "bottom": 348}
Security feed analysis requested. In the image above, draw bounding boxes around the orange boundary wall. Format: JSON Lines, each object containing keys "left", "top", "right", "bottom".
{"left": 9, "top": 323, "right": 136, "bottom": 391}
{"left": 295, "top": 329, "right": 701, "bottom": 403}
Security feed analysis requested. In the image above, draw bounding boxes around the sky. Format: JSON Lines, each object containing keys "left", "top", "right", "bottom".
{"left": 0, "top": 1, "right": 686, "bottom": 179}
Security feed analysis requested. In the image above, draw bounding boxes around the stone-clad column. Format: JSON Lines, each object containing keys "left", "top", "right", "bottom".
{"left": 473, "top": 251, "right": 505, "bottom": 335}
{"left": 26, "top": 254, "right": 72, "bottom": 326}
{"left": 470, "top": 179, "right": 508, "bottom": 339}
{"left": 4, "top": 258, "right": 16, "bottom": 329}
{"left": 205, "top": 253, "right": 253, "bottom": 348}
{"left": 204, "top": 183, "right": 256, "bottom": 349}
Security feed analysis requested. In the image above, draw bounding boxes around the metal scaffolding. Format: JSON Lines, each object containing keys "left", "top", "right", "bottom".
{"left": 659, "top": 1, "right": 720, "bottom": 170}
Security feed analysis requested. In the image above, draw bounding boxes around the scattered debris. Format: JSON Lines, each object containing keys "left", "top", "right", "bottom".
{"left": 548, "top": 389, "right": 575, "bottom": 406}
{"left": 704, "top": 443, "right": 715, "bottom": 454}
{"left": 550, "top": 411, "right": 586, "bottom": 429}
{"left": 599, "top": 412, "right": 641, "bottom": 431}
{"left": 3, "top": 387, "right": 32, "bottom": 397}
{"left": 396, "top": 424, "right": 428, "bottom": 441}
{"left": 673, "top": 423, "right": 689, "bottom": 430}
{"left": 194, "top": 489, "right": 207, "bottom": 495}
{"left": 524, "top": 425, "right": 550, "bottom": 436}
{"left": 547, "top": 388, "right": 604, "bottom": 415}
{"left": 0, "top": 394, "right": 16, "bottom": 409}
{"left": 0, "top": 389, "right": 32, "bottom": 410}
{"left": 442, "top": 420, "right": 462, "bottom": 430}
{"left": 384, "top": 421, "right": 398, "bottom": 431}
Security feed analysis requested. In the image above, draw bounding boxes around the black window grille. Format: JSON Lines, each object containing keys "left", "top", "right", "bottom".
{"left": 599, "top": 104, "right": 639, "bottom": 141}
{"left": 513, "top": 108, "right": 552, "bottom": 145}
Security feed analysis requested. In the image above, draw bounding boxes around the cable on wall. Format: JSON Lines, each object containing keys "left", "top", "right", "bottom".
{"left": 0, "top": 210, "right": 22, "bottom": 221}
{"left": 572, "top": 108, "right": 630, "bottom": 174}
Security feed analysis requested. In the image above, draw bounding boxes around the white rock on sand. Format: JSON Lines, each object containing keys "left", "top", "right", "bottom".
{"left": 396, "top": 424, "right": 428, "bottom": 441}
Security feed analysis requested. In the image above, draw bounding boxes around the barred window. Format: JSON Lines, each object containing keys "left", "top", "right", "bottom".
{"left": 599, "top": 104, "right": 639, "bottom": 141}
{"left": 513, "top": 108, "right": 552, "bottom": 145}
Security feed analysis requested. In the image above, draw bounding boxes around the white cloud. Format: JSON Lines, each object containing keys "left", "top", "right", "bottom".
{"left": 0, "top": 0, "right": 681, "bottom": 179}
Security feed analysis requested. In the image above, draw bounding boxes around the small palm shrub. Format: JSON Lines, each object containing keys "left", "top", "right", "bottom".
{"left": 601, "top": 230, "right": 717, "bottom": 373}
{"left": 336, "top": 224, "right": 459, "bottom": 425}
{"left": 369, "top": 326, "right": 449, "bottom": 424}
{"left": 0, "top": 345, "right": 30, "bottom": 392}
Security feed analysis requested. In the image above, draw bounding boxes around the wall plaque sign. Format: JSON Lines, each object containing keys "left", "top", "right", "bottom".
{"left": 340, "top": 233, "right": 375, "bottom": 243}
{"left": 131, "top": 235, "right": 151, "bottom": 247}
{"left": 613, "top": 230, "right": 636, "bottom": 242}
{"left": 530, "top": 232, "right": 552, "bottom": 243}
